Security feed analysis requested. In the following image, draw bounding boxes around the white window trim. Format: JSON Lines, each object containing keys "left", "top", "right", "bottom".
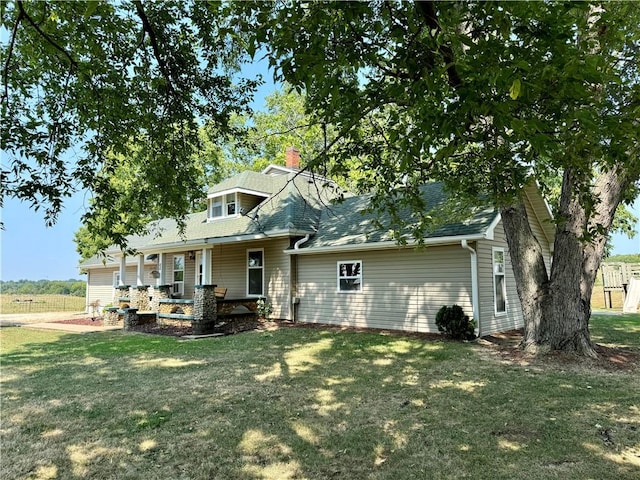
{"left": 113, "top": 271, "right": 121, "bottom": 288}
{"left": 209, "top": 198, "right": 223, "bottom": 219}
{"left": 246, "top": 248, "right": 265, "bottom": 297}
{"left": 208, "top": 192, "right": 240, "bottom": 221}
{"left": 492, "top": 247, "right": 507, "bottom": 316}
{"left": 337, "top": 260, "right": 363, "bottom": 293}
{"left": 172, "top": 254, "right": 185, "bottom": 296}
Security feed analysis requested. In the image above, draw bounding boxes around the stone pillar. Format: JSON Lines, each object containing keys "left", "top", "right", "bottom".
{"left": 104, "top": 307, "right": 121, "bottom": 326}
{"left": 117, "top": 285, "right": 131, "bottom": 309}
{"left": 132, "top": 285, "right": 151, "bottom": 311}
{"left": 193, "top": 285, "right": 217, "bottom": 335}
{"left": 152, "top": 285, "right": 171, "bottom": 312}
{"left": 122, "top": 308, "right": 139, "bottom": 330}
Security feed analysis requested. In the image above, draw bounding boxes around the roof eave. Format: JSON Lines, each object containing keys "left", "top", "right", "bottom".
{"left": 284, "top": 233, "right": 489, "bottom": 255}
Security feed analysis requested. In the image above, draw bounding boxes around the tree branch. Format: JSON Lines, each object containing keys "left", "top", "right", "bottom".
{"left": 16, "top": 1, "right": 78, "bottom": 70}
{"left": 133, "top": 0, "right": 176, "bottom": 94}
{"left": 414, "top": 0, "right": 463, "bottom": 88}
{"left": 1, "top": 7, "right": 24, "bottom": 107}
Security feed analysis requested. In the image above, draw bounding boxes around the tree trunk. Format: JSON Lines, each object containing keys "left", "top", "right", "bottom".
{"left": 500, "top": 203, "right": 550, "bottom": 352}
{"left": 501, "top": 167, "right": 629, "bottom": 357}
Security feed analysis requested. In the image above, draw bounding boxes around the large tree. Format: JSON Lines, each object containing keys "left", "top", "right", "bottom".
{"left": 232, "top": 1, "right": 640, "bottom": 356}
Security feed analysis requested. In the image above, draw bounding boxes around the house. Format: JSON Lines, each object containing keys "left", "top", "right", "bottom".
{"left": 80, "top": 149, "right": 555, "bottom": 337}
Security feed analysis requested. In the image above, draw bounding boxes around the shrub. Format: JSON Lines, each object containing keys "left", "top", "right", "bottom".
{"left": 435, "top": 305, "right": 477, "bottom": 340}
{"left": 256, "top": 297, "right": 273, "bottom": 319}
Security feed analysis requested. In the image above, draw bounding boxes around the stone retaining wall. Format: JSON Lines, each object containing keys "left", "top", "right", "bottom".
{"left": 158, "top": 298, "right": 194, "bottom": 316}
{"left": 103, "top": 307, "right": 121, "bottom": 326}
{"left": 132, "top": 285, "right": 152, "bottom": 311}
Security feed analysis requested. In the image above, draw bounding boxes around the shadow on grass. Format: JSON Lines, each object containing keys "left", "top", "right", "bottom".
{"left": 1, "top": 324, "right": 639, "bottom": 479}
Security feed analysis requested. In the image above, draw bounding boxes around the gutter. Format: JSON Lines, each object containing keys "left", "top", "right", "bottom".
{"left": 284, "top": 234, "right": 488, "bottom": 255}
{"left": 461, "top": 239, "right": 481, "bottom": 338}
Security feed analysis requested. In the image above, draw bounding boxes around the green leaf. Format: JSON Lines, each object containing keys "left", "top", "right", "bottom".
{"left": 509, "top": 78, "right": 521, "bottom": 100}
{"left": 84, "top": 1, "right": 99, "bottom": 19}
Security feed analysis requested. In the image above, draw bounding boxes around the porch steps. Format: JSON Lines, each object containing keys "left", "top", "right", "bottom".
{"left": 157, "top": 312, "right": 194, "bottom": 321}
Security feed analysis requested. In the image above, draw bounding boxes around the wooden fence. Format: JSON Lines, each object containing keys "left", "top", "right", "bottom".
{"left": 600, "top": 263, "right": 640, "bottom": 309}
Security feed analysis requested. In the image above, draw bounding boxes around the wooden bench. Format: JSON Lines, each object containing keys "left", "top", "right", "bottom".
{"left": 214, "top": 287, "right": 228, "bottom": 299}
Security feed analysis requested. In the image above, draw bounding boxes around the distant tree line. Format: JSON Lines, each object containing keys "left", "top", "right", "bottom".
{"left": 604, "top": 254, "right": 640, "bottom": 264}
{"left": 0, "top": 280, "right": 86, "bottom": 297}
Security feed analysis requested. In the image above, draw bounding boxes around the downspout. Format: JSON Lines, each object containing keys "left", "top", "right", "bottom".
{"left": 294, "top": 234, "right": 311, "bottom": 250}
{"left": 291, "top": 234, "right": 311, "bottom": 323}
{"left": 461, "top": 240, "right": 481, "bottom": 338}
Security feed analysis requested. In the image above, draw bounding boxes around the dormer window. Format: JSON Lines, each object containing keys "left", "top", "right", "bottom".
{"left": 207, "top": 186, "right": 270, "bottom": 222}
{"left": 210, "top": 198, "right": 223, "bottom": 218}
{"left": 208, "top": 193, "right": 237, "bottom": 220}
{"left": 226, "top": 193, "right": 236, "bottom": 215}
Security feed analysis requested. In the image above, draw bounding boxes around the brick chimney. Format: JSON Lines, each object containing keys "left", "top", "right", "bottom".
{"left": 285, "top": 147, "right": 300, "bottom": 169}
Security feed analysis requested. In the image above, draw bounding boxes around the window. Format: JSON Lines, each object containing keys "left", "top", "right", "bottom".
{"left": 338, "top": 261, "right": 362, "bottom": 292}
{"left": 209, "top": 193, "right": 238, "bottom": 220}
{"left": 173, "top": 254, "right": 185, "bottom": 296}
{"left": 210, "top": 198, "right": 223, "bottom": 218}
{"left": 493, "top": 248, "right": 506, "bottom": 314}
{"left": 113, "top": 271, "right": 121, "bottom": 288}
{"left": 226, "top": 193, "right": 236, "bottom": 215}
{"left": 247, "top": 249, "right": 264, "bottom": 296}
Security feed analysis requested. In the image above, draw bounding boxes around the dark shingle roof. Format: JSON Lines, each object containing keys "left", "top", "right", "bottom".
{"left": 79, "top": 172, "right": 499, "bottom": 267}
{"left": 300, "top": 182, "right": 498, "bottom": 250}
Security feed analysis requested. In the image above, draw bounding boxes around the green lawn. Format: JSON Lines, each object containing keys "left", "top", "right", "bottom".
{"left": 1, "top": 315, "right": 639, "bottom": 480}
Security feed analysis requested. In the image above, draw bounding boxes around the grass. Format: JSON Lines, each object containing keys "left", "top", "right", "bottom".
{"left": 0, "top": 294, "right": 86, "bottom": 314}
{"left": 1, "top": 316, "right": 639, "bottom": 480}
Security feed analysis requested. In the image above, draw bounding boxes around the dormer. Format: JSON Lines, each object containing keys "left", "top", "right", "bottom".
{"left": 207, "top": 187, "right": 270, "bottom": 222}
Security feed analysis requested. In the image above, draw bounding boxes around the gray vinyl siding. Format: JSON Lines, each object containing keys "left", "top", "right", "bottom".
{"left": 476, "top": 210, "right": 553, "bottom": 336}
{"left": 87, "top": 265, "right": 156, "bottom": 308}
{"left": 295, "top": 246, "right": 473, "bottom": 333}
{"left": 185, "top": 255, "right": 196, "bottom": 299}
{"left": 86, "top": 267, "right": 118, "bottom": 309}
{"left": 237, "top": 193, "right": 264, "bottom": 214}
{"left": 523, "top": 192, "right": 553, "bottom": 271}
{"left": 210, "top": 238, "right": 291, "bottom": 319}
{"left": 476, "top": 223, "right": 523, "bottom": 336}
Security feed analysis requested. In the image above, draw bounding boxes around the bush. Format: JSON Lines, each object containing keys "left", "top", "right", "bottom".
{"left": 256, "top": 297, "right": 273, "bottom": 319}
{"left": 435, "top": 305, "right": 477, "bottom": 340}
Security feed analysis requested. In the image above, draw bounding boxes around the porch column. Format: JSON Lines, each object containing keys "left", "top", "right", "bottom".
{"left": 119, "top": 254, "right": 127, "bottom": 286}
{"left": 157, "top": 253, "right": 167, "bottom": 287}
{"left": 136, "top": 254, "right": 145, "bottom": 286}
{"left": 202, "top": 248, "right": 213, "bottom": 285}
